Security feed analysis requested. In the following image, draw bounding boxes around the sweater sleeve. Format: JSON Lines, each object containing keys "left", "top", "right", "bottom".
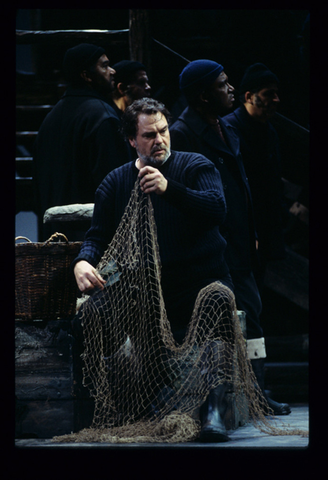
{"left": 71, "top": 173, "right": 118, "bottom": 270}
{"left": 162, "top": 153, "right": 227, "bottom": 226}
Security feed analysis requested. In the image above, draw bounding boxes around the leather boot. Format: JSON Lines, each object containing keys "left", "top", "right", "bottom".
{"left": 199, "top": 383, "right": 230, "bottom": 442}
{"left": 251, "top": 358, "right": 291, "bottom": 415}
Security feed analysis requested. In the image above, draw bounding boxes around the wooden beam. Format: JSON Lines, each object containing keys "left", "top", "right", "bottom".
{"left": 129, "top": 10, "right": 151, "bottom": 72}
{"left": 16, "top": 29, "right": 129, "bottom": 45}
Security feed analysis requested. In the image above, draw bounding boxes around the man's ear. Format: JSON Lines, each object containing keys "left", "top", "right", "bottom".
{"left": 244, "top": 91, "right": 254, "bottom": 104}
{"left": 200, "top": 90, "right": 209, "bottom": 104}
{"left": 129, "top": 137, "right": 136, "bottom": 148}
{"left": 80, "top": 70, "right": 93, "bottom": 85}
{"left": 117, "top": 82, "right": 128, "bottom": 96}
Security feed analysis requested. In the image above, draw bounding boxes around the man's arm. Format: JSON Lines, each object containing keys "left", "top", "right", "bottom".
{"left": 74, "top": 260, "right": 106, "bottom": 293}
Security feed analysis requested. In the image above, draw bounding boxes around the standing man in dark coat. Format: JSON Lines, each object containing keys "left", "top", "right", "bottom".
{"left": 33, "top": 43, "right": 132, "bottom": 240}
{"left": 170, "top": 59, "right": 290, "bottom": 415}
{"left": 224, "top": 63, "right": 286, "bottom": 292}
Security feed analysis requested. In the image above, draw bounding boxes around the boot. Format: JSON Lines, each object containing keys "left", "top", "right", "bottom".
{"left": 251, "top": 358, "right": 291, "bottom": 416}
{"left": 199, "top": 383, "right": 230, "bottom": 442}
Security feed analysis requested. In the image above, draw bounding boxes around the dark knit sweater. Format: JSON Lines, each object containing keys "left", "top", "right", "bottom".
{"left": 74, "top": 150, "right": 229, "bottom": 299}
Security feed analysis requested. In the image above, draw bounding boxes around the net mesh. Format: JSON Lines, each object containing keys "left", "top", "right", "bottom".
{"left": 53, "top": 179, "right": 308, "bottom": 443}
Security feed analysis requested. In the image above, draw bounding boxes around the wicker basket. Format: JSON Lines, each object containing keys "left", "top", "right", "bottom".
{"left": 15, "top": 233, "right": 82, "bottom": 320}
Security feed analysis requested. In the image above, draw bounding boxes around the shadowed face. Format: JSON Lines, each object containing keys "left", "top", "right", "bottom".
{"left": 126, "top": 70, "right": 151, "bottom": 101}
{"left": 204, "top": 71, "right": 235, "bottom": 115}
{"left": 89, "top": 54, "right": 116, "bottom": 94}
{"left": 249, "top": 84, "right": 280, "bottom": 121}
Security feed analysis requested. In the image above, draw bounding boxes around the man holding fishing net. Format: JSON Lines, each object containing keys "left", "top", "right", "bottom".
{"left": 71, "top": 97, "right": 266, "bottom": 443}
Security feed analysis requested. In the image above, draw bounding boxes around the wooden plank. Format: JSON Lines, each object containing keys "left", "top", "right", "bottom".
{"left": 16, "top": 105, "right": 54, "bottom": 110}
{"left": 16, "top": 29, "right": 129, "bottom": 45}
{"left": 15, "top": 399, "right": 74, "bottom": 439}
{"left": 15, "top": 320, "right": 75, "bottom": 438}
{"left": 15, "top": 374, "right": 72, "bottom": 400}
{"left": 15, "top": 322, "right": 72, "bottom": 372}
{"left": 16, "top": 131, "right": 38, "bottom": 137}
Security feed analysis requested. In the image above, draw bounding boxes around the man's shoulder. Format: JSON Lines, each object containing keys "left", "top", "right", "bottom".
{"left": 171, "top": 149, "right": 214, "bottom": 167}
{"left": 170, "top": 106, "right": 198, "bottom": 131}
{"left": 99, "top": 161, "right": 135, "bottom": 188}
{"left": 65, "top": 87, "right": 119, "bottom": 117}
{"left": 223, "top": 107, "right": 242, "bottom": 125}
{"left": 84, "top": 96, "right": 119, "bottom": 118}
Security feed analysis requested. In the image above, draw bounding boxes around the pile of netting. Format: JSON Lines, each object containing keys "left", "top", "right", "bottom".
{"left": 53, "top": 179, "right": 308, "bottom": 444}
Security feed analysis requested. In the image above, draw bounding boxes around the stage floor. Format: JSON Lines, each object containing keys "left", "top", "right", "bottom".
{"left": 15, "top": 403, "right": 309, "bottom": 449}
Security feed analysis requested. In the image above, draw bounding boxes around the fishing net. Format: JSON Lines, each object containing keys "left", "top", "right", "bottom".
{"left": 53, "top": 179, "right": 308, "bottom": 443}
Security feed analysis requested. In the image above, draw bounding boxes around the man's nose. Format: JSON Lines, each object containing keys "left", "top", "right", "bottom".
{"left": 155, "top": 132, "right": 163, "bottom": 143}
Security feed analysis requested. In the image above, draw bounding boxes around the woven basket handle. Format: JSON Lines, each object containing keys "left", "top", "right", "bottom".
{"left": 44, "top": 232, "right": 69, "bottom": 244}
{"left": 15, "top": 236, "right": 32, "bottom": 243}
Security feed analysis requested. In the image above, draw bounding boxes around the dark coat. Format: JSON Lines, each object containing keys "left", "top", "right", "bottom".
{"left": 170, "top": 106, "right": 258, "bottom": 272}
{"left": 224, "top": 105, "right": 285, "bottom": 262}
{"left": 33, "top": 86, "right": 132, "bottom": 240}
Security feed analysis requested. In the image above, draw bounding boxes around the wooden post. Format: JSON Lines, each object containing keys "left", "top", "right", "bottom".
{"left": 129, "top": 10, "right": 151, "bottom": 75}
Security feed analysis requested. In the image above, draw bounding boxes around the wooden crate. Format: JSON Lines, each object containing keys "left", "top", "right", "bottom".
{"left": 15, "top": 320, "right": 74, "bottom": 439}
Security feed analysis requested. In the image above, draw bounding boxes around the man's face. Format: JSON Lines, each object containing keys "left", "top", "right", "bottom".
{"left": 129, "top": 112, "right": 171, "bottom": 167}
{"left": 89, "top": 54, "right": 116, "bottom": 93}
{"left": 127, "top": 70, "right": 151, "bottom": 101}
{"left": 249, "top": 83, "right": 280, "bottom": 121}
{"left": 205, "top": 71, "right": 235, "bottom": 115}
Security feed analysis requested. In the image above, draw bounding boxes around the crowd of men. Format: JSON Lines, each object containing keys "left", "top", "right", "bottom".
{"left": 33, "top": 43, "right": 291, "bottom": 442}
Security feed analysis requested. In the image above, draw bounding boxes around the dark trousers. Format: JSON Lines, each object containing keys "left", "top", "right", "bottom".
{"left": 229, "top": 269, "right": 263, "bottom": 340}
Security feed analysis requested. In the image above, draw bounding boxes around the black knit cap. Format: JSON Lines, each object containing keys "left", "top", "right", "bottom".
{"left": 112, "top": 60, "right": 146, "bottom": 85}
{"left": 239, "top": 63, "right": 279, "bottom": 94}
{"left": 62, "top": 43, "right": 106, "bottom": 83}
{"left": 179, "top": 59, "right": 224, "bottom": 95}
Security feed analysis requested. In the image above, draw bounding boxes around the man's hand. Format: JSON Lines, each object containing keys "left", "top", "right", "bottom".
{"left": 74, "top": 260, "right": 106, "bottom": 293}
{"left": 138, "top": 166, "right": 168, "bottom": 195}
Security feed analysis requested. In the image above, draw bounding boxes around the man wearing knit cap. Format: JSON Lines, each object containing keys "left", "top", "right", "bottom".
{"left": 33, "top": 44, "right": 133, "bottom": 241}
{"left": 224, "top": 65, "right": 287, "bottom": 402}
{"left": 224, "top": 63, "right": 285, "bottom": 285}
{"left": 111, "top": 60, "right": 151, "bottom": 113}
{"left": 170, "top": 59, "right": 291, "bottom": 417}
{"left": 224, "top": 64, "right": 286, "bottom": 273}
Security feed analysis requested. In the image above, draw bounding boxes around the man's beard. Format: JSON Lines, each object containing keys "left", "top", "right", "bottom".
{"left": 137, "top": 144, "right": 171, "bottom": 167}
